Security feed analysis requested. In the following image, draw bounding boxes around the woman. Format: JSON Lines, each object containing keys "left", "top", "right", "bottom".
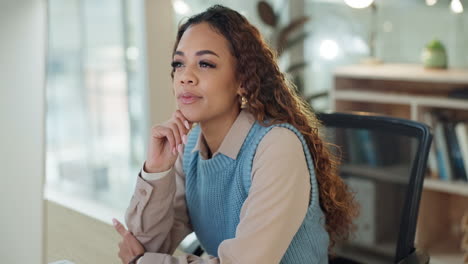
{"left": 113, "top": 5, "right": 357, "bottom": 264}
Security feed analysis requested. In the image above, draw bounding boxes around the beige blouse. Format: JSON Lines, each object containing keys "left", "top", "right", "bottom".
{"left": 126, "top": 110, "right": 312, "bottom": 264}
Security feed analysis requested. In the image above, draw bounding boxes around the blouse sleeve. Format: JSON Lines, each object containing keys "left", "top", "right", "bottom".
{"left": 125, "top": 152, "right": 193, "bottom": 255}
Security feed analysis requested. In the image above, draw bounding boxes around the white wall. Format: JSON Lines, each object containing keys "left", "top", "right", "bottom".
{"left": 0, "top": 0, "right": 47, "bottom": 263}
{"left": 144, "top": 0, "right": 177, "bottom": 128}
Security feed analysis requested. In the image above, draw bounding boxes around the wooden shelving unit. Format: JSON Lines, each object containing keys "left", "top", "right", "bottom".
{"left": 424, "top": 178, "right": 468, "bottom": 197}
{"left": 333, "top": 63, "right": 468, "bottom": 264}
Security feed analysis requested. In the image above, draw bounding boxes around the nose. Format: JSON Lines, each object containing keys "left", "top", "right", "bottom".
{"left": 180, "top": 68, "right": 198, "bottom": 86}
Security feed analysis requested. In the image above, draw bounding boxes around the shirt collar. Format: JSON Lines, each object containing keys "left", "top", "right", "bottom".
{"left": 192, "top": 109, "right": 256, "bottom": 160}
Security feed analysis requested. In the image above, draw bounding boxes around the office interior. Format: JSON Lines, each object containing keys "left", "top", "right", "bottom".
{"left": 1, "top": 0, "right": 467, "bottom": 263}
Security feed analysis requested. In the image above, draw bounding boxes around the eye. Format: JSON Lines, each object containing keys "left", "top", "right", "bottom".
{"left": 199, "top": 61, "right": 216, "bottom": 68}
{"left": 171, "top": 61, "right": 183, "bottom": 68}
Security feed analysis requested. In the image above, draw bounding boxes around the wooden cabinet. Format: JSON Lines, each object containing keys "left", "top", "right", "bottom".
{"left": 332, "top": 64, "right": 468, "bottom": 264}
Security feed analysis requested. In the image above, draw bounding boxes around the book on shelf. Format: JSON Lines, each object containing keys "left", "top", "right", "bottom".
{"left": 445, "top": 122, "right": 468, "bottom": 181}
{"left": 343, "top": 128, "right": 403, "bottom": 168}
{"left": 455, "top": 122, "right": 468, "bottom": 180}
{"left": 345, "top": 129, "right": 365, "bottom": 164}
{"left": 423, "top": 112, "right": 439, "bottom": 178}
{"left": 358, "top": 130, "right": 378, "bottom": 167}
{"left": 426, "top": 111, "right": 468, "bottom": 182}
{"left": 434, "top": 118, "right": 454, "bottom": 181}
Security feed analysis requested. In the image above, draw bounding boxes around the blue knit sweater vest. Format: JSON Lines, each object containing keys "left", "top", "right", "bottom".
{"left": 183, "top": 121, "right": 329, "bottom": 263}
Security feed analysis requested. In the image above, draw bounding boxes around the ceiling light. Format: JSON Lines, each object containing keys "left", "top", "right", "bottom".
{"left": 344, "top": 0, "right": 374, "bottom": 9}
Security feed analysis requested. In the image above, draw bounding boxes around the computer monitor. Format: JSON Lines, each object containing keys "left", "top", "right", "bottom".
{"left": 0, "top": 1, "right": 47, "bottom": 263}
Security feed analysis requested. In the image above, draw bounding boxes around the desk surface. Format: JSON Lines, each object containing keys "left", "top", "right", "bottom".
{"left": 46, "top": 201, "right": 184, "bottom": 264}
{"left": 47, "top": 200, "right": 121, "bottom": 263}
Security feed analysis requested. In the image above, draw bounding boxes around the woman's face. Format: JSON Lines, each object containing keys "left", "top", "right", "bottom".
{"left": 172, "top": 22, "right": 241, "bottom": 123}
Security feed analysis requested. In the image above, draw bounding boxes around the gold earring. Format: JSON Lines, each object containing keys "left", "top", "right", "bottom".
{"left": 241, "top": 96, "right": 248, "bottom": 109}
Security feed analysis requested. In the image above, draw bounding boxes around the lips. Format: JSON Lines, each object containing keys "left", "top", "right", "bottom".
{"left": 178, "top": 92, "right": 202, "bottom": 105}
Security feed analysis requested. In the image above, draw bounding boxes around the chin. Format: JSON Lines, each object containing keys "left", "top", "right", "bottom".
{"left": 179, "top": 107, "right": 205, "bottom": 123}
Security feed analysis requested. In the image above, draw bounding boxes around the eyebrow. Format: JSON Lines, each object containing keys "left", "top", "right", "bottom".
{"left": 174, "top": 50, "right": 220, "bottom": 57}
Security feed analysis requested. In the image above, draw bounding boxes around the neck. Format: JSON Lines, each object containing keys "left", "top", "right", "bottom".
{"left": 200, "top": 107, "right": 240, "bottom": 157}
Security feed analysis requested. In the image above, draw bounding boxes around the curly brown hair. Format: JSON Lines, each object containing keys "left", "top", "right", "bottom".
{"left": 171, "top": 5, "right": 358, "bottom": 251}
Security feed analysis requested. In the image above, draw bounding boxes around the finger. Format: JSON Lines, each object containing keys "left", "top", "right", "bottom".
{"left": 125, "top": 234, "right": 140, "bottom": 250}
{"left": 120, "top": 233, "right": 144, "bottom": 260}
{"left": 172, "top": 112, "right": 187, "bottom": 133}
{"left": 174, "top": 112, "right": 191, "bottom": 145}
{"left": 151, "top": 125, "right": 169, "bottom": 139}
{"left": 175, "top": 110, "right": 192, "bottom": 130}
{"left": 172, "top": 116, "right": 188, "bottom": 143}
{"left": 126, "top": 234, "right": 145, "bottom": 255}
{"left": 168, "top": 122, "right": 181, "bottom": 150}
{"left": 113, "top": 218, "right": 127, "bottom": 237}
{"left": 153, "top": 127, "right": 176, "bottom": 152}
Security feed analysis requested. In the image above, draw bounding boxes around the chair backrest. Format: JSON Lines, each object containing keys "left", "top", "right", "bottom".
{"left": 316, "top": 112, "right": 432, "bottom": 264}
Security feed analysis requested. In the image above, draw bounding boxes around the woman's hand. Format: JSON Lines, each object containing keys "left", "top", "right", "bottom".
{"left": 145, "top": 110, "right": 193, "bottom": 173}
{"left": 113, "top": 218, "right": 145, "bottom": 264}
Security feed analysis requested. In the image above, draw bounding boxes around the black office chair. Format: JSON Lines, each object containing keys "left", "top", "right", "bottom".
{"left": 317, "top": 112, "right": 432, "bottom": 264}
{"left": 180, "top": 111, "right": 432, "bottom": 264}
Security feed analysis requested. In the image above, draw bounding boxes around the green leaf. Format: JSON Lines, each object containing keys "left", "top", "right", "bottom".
{"left": 426, "top": 39, "right": 446, "bottom": 51}
{"left": 276, "top": 16, "right": 310, "bottom": 56}
{"left": 305, "top": 91, "right": 328, "bottom": 102}
{"left": 284, "top": 31, "right": 310, "bottom": 51}
{"left": 257, "top": 1, "right": 277, "bottom": 27}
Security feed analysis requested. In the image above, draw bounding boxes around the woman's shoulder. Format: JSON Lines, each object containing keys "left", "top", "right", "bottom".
{"left": 255, "top": 125, "right": 305, "bottom": 157}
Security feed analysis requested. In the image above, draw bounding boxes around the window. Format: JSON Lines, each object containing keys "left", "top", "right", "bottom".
{"left": 45, "top": 0, "right": 146, "bottom": 219}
